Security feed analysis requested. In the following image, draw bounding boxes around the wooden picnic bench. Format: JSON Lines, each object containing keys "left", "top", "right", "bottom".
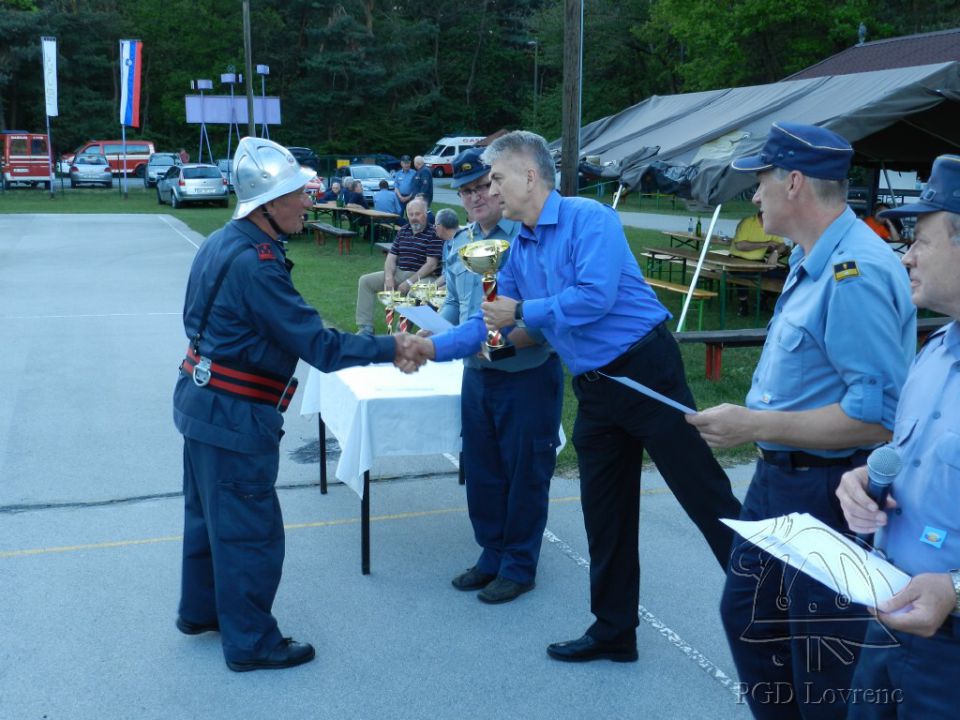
{"left": 645, "top": 278, "right": 718, "bottom": 331}
{"left": 675, "top": 315, "right": 950, "bottom": 381}
{"left": 306, "top": 221, "right": 357, "bottom": 255}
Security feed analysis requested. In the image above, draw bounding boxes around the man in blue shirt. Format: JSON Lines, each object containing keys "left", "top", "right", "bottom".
{"left": 418, "top": 131, "right": 741, "bottom": 661}
{"left": 432, "top": 148, "right": 563, "bottom": 604}
{"left": 394, "top": 154, "right": 416, "bottom": 214}
{"left": 373, "top": 179, "right": 402, "bottom": 216}
{"left": 837, "top": 154, "right": 960, "bottom": 719}
{"left": 174, "top": 138, "right": 422, "bottom": 673}
{"left": 688, "top": 122, "right": 916, "bottom": 719}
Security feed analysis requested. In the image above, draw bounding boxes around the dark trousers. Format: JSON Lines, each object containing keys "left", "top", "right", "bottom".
{"left": 846, "top": 620, "right": 960, "bottom": 719}
{"left": 721, "top": 459, "right": 873, "bottom": 720}
{"left": 462, "top": 356, "right": 563, "bottom": 584}
{"left": 571, "top": 324, "right": 741, "bottom": 643}
{"left": 179, "top": 438, "right": 284, "bottom": 662}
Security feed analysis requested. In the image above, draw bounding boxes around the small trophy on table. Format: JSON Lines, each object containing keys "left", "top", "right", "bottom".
{"left": 376, "top": 290, "right": 402, "bottom": 334}
{"left": 458, "top": 237, "right": 516, "bottom": 361}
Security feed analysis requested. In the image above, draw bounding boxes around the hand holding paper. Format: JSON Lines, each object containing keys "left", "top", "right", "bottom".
{"left": 722, "top": 513, "right": 911, "bottom": 610}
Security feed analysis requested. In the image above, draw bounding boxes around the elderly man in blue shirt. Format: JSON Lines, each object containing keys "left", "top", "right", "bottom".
{"left": 414, "top": 130, "right": 742, "bottom": 661}
{"left": 687, "top": 122, "right": 916, "bottom": 719}
{"left": 836, "top": 154, "right": 960, "bottom": 719}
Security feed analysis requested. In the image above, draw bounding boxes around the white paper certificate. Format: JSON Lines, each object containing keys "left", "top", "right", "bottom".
{"left": 396, "top": 304, "right": 454, "bottom": 335}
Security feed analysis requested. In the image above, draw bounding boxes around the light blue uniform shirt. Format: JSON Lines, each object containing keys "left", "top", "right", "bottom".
{"left": 747, "top": 208, "right": 916, "bottom": 455}
{"left": 394, "top": 168, "right": 416, "bottom": 197}
{"left": 879, "top": 322, "right": 960, "bottom": 576}
{"left": 434, "top": 191, "right": 668, "bottom": 375}
{"left": 438, "top": 219, "right": 550, "bottom": 371}
{"left": 373, "top": 188, "right": 401, "bottom": 215}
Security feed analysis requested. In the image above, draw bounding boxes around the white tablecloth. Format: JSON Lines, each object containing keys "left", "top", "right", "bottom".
{"left": 299, "top": 361, "right": 465, "bottom": 497}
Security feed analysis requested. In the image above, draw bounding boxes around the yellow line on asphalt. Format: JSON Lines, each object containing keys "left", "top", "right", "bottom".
{"left": 0, "top": 496, "right": 580, "bottom": 559}
{"left": 0, "top": 481, "right": 749, "bottom": 561}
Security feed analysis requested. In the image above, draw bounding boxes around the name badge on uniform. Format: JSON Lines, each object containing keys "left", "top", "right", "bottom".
{"left": 919, "top": 525, "right": 947, "bottom": 548}
{"left": 833, "top": 260, "right": 860, "bottom": 281}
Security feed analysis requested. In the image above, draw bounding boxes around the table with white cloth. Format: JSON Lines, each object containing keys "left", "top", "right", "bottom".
{"left": 299, "top": 360, "right": 465, "bottom": 574}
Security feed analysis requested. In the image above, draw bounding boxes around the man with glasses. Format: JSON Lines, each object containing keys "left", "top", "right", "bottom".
{"left": 429, "top": 147, "right": 563, "bottom": 604}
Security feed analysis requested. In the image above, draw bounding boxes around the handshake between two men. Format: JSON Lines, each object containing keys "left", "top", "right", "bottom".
{"left": 391, "top": 295, "right": 520, "bottom": 374}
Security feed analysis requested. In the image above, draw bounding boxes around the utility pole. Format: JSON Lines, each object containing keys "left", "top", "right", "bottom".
{"left": 242, "top": 0, "right": 256, "bottom": 138}
{"left": 560, "top": 0, "right": 582, "bottom": 197}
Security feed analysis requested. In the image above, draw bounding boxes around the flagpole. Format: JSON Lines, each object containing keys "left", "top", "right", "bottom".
{"left": 121, "top": 123, "right": 128, "bottom": 200}
{"left": 46, "top": 114, "right": 54, "bottom": 198}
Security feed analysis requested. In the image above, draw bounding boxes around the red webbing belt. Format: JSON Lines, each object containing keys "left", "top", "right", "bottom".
{"left": 181, "top": 347, "right": 298, "bottom": 412}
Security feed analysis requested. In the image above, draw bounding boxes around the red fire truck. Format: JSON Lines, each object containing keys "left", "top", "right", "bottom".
{"left": 1, "top": 131, "right": 53, "bottom": 189}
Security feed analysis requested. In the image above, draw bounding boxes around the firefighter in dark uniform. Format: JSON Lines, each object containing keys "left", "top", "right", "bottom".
{"left": 173, "top": 137, "right": 420, "bottom": 672}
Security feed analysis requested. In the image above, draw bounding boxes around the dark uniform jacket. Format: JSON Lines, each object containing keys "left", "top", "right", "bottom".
{"left": 174, "top": 219, "right": 394, "bottom": 454}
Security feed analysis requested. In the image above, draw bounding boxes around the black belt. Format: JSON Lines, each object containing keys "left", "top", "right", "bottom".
{"left": 758, "top": 447, "right": 871, "bottom": 470}
{"left": 579, "top": 322, "right": 669, "bottom": 382}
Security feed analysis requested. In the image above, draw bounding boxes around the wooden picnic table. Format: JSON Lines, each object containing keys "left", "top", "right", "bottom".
{"left": 661, "top": 230, "right": 731, "bottom": 251}
{"left": 642, "top": 245, "right": 779, "bottom": 328}
{"left": 312, "top": 202, "right": 401, "bottom": 252}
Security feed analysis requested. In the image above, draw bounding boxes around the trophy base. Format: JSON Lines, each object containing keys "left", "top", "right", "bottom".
{"left": 482, "top": 342, "right": 516, "bottom": 362}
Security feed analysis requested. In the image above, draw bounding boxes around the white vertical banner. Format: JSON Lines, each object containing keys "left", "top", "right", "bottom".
{"left": 41, "top": 36, "right": 58, "bottom": 117}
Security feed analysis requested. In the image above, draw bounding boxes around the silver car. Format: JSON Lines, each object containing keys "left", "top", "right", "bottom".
{"left": 156, "top": 163, "right": 229, "bottom": 208}
{"left": 68, "top": 154, "right": 113, "bottom": 188}
{"left": 347, "top": 164, "right": 395, "bottom": 201}
{"left": 144, "top": 152, "right": 181, "bottom": 188}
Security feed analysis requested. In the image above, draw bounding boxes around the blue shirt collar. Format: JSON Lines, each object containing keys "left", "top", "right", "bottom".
{"left": 473, "top": 217, "right": 519, "bottom": 240}
{"left": 521, "top": 190, "right": 562, "bottom": 240}
{"left": 942, "top": 321, "right": 960, "bottom": 360}
{"left": 795, "top": 207, "right": 857, "bottom": 280}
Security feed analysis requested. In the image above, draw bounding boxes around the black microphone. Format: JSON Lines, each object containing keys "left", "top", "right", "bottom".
{"left": 856, "top": 445, "right": 902, "bottom": 547}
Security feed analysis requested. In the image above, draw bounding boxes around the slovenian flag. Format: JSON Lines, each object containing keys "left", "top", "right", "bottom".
{"left": 119, "top": 39, "right": 142, "bottom": 127}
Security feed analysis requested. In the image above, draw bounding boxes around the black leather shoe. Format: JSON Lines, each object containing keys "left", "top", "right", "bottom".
{"left": 547, "top": 634, "right": 638, "bottom": 663}
{"left": 451, "top": 566, "right": 496, "bottom": 591}
{"left": 477, "top": 576, "right": 535, "bottom": 604}
{"left": 176, "top": 616, "right": 219, "bottom": 635}
{"left": 226, "top": 638, "right": 316, "bottom": 672}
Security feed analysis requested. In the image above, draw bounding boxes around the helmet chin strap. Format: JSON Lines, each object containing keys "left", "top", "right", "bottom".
{"left": 259, "top": 205, "right": 286, "bottom": 237}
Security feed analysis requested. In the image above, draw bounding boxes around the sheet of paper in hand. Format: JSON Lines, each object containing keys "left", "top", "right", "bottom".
{"left": 722, "top": 513, "right": 911, "bottom": 610}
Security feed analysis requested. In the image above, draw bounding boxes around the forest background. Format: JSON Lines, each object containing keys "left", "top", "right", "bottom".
{"left": 1, "top": 0, "right": 959, "bottom": 160}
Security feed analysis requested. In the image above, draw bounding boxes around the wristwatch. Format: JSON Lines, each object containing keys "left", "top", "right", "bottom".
{"left": 514, "top": 300, "right": 526, "bottom": 329}
{"left": 950, "top": 569, "right": 960, "bottom": 614}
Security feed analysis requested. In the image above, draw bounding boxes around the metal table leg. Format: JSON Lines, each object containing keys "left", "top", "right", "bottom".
{"left": 318, "top": 416, "right": 327, "bottom": 494}
{"left": 362, "top": 471, "right": 370, "bottom": 575}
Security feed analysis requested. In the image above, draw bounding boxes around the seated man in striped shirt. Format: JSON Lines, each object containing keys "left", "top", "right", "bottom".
{"left": 356, "top": 197, "right": 443, "bottom": 335}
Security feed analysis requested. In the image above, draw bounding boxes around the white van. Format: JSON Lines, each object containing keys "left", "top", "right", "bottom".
{"left": 422, "top": 136, "right": 484, "bottom": 177}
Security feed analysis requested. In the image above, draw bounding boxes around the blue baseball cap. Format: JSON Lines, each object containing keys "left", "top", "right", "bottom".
{"left": 731, "top": 122, "right": 853, "bottom": 180}
{"left": 450, "top": 147, "right": 489, "bottom": 189}
{"left": 879, "top": 155, "right": 960, "bottom": 219}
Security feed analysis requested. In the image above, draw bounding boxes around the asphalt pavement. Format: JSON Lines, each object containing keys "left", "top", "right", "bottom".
{"left": 0, "top": 212, "right": 755, "bottom": 719}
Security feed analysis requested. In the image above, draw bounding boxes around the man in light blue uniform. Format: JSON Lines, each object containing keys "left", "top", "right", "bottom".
{"left": 433, "top": 147, "right": 563, "bottom": 604}
{"left": 689, "top": 122, "right": 916, "bottom": 719}
{"left": 418, "top": 131, "right": 742, "bottom": 661}
{"left": 174, "top": 138, "right": 420, "bottom": 672}
{"left": 837, "top": 154, "right": 960, "bottom": 718}
{"left": 394, "top": 154, "right": 416, "bottom": 216}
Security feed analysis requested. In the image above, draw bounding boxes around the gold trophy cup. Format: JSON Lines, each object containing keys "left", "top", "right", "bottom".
{"left": 458, "top": 238, "right": 516, "bottom": 362}
{"left": 376, "top": 290, "right": 402, "bottom": 334}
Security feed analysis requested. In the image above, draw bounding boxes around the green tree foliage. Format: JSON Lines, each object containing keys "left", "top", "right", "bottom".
{"left": 1, "top": 0, "right": 957, "bottom": 158}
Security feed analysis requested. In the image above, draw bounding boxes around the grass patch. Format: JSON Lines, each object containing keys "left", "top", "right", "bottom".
{"left": 2, "top": 186, "right": 760, "bottom": 473}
